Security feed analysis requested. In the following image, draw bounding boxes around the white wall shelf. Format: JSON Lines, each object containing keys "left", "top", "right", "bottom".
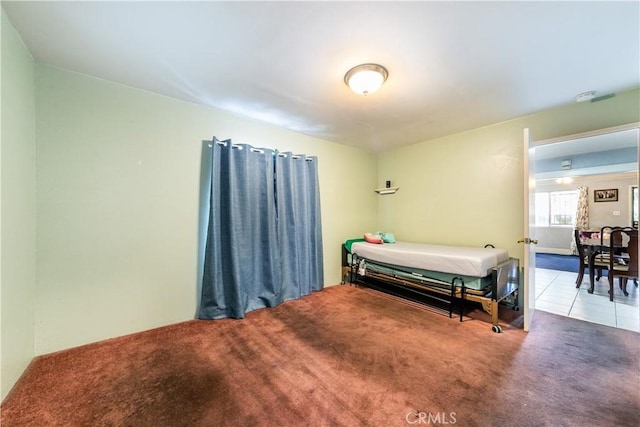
{"left": 374, "top": 187, "right": 399, "bottom": 195}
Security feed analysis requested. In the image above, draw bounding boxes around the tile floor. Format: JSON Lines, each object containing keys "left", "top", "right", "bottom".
{"left": 535, "top": 268, "right": 640, "bottom": 332}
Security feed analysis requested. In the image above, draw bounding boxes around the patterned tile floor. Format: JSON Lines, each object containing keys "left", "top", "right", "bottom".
{"left": 535, "top": 268, "right": 640, "bottom": 332}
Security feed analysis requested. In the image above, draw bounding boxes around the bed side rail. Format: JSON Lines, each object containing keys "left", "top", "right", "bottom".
{"left": 349, "top": 253, "right": 460, "bottom": 318}
{"left": 491, "top": 257, "right": 519, "bottom": 302}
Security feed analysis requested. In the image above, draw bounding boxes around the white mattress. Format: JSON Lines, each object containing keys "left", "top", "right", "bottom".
{"left": 351, "top": 241, "right": 509, "bottom": 278}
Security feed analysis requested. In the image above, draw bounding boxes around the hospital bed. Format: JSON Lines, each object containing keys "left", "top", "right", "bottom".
{"left": 342, "top": 239, "right": 519, "bottom": 333}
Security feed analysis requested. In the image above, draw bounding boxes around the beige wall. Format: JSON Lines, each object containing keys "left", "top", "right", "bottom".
{"left": 377, "top": 89, "right": 640, "bottom": 262}
{"left": 586, "top": 176, "right": 637, "bottom": 228}
{"left": 34, "top": 64, "right": 378, "bottom": 355}
{"left": 1, "top": 10, "right": 37, "bottom": 400}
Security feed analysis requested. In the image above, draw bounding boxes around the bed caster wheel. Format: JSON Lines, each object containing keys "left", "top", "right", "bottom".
{"left": 512, "top": 306, "right": 520, "bottom": 311}
{"left": 492, "top": 325, "right": 503, "bottom": 333}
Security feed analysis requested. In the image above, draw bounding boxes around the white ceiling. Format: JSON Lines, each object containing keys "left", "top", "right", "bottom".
{"left": 536, "top": 128, "right": 639, "bottom": 160}
{"left": 3, "top": 1, "right": 639, "bottom": 153}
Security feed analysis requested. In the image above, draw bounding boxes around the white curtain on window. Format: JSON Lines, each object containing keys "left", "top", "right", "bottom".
{"left": 571, "top": 186, "right": 589, "bottom": 255}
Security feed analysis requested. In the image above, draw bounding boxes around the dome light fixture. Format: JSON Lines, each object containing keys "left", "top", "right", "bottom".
{"left": 344, "top": 63, "right": 388, "bottom": 96}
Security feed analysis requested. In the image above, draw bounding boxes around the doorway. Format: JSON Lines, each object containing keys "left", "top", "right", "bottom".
{"left": 533, "top": 124, "right": 639, "bottom": 332}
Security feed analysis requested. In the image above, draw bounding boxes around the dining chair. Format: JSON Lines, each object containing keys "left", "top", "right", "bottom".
{"left": 600, "top": 226, "right": 623, "bottom": 256}
{"left": 574, "top": 228, "right": 608, "bottom": 288}
{"left": 606, "top": 228, "right": 638, "bottom": 301}
{"left": 616, "top": 226, "right": 639, "bottom": 290}
{"left": 586, "top": 226, "right": 623, "bottom": 279}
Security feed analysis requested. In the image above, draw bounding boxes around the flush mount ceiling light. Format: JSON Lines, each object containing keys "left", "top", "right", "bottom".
{"left": 555, "top": 177, "right": 574, "bottom": 184}
{"left": 344, "top": 63, "right": 388, "bottom": 95}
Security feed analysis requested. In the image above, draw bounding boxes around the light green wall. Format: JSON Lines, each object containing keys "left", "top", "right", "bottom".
{"left": 34, "top": 64, "right": 378, "bottom": 355}
{"left": 377, "top": 89, "right": 640, "bottom": 261}
{"left": 6, "top": 8, "right": 640, "bottom": 394}
{"left": 1, "top": 10, "right": 37, "bottom": 400}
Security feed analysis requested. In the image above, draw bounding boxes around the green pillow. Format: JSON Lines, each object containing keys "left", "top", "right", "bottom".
{"left": 382, "top": 232, "right": 396, "bottom": 243}
{"left": 375, "top": 232, "right": 396, "bottom": 243}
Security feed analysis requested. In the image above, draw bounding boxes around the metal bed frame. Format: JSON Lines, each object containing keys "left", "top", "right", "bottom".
{"left": 341, "top": 244, "right": 520, "bottom": 333}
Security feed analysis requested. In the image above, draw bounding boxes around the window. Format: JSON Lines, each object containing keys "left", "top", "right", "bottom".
{"left": 535, "top": 192, "right": 549, "bottom": 226}
{"left": 535, "top": 190, "right": 578, "bottom": 227}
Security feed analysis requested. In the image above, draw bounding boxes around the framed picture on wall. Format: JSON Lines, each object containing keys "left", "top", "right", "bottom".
{"left": 594, "top": 188, "right": 618, "bottom": 202}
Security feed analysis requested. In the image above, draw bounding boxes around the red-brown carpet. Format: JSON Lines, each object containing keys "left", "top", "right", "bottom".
{"left": 2, "top": 285, "right": 638, "bottom": 426}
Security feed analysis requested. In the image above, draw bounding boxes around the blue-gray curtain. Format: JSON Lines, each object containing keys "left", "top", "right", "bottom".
{"left": 276, "top": 152, "right": 324, "bottom": 301}
{"left": 198, "top": 138, "right": 323, "bottom": 319}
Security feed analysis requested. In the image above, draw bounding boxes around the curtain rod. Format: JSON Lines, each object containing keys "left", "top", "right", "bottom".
{"left": 207, "top": 140, "right": 315, "bottom": 161}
